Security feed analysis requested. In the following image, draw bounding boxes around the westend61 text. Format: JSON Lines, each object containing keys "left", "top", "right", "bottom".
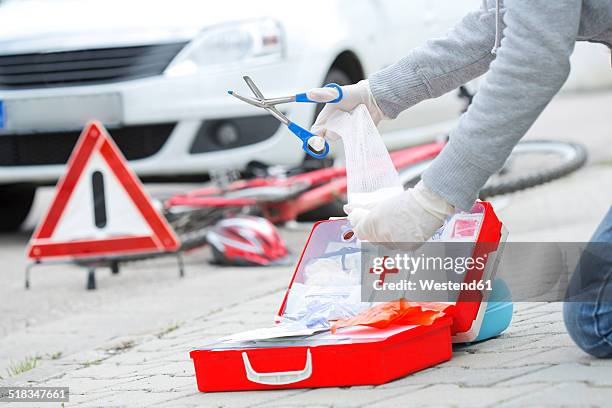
{"left": 373, "top": 279, "right": 493, "bottom": 292}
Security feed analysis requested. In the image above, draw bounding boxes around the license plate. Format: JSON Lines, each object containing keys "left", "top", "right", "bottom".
{"left": 2, "top": 93, "right": 122, "bottom": 132}
{"left": 0, "top": 100, "right": 4, "bottom": 129}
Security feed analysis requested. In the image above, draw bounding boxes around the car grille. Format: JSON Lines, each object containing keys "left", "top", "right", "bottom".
{"left": 0, "top": 42, "right": 187, "bottom": 89}
{"left": 0, "top": 123, "right": 175, "bottom": 166}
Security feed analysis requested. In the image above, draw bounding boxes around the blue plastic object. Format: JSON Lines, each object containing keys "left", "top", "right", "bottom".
{"left": 474, "top": 278, "right": 513, "bottom": 342}
{"left": 291, "top": 83, "right": 340, "bottom": 159}
{"left": 288, "top": 122, "right": 330, "bottom": 159}
{"left": 295, "top": 83, "right": 343, "bottom": 104}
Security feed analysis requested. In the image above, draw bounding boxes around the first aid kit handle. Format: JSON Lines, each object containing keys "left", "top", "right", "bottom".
{"left": 295, "top": 83, "right": 343, "bottom": 104}
{"left": 242, "top": 349, "right": 313, "bottom": 385}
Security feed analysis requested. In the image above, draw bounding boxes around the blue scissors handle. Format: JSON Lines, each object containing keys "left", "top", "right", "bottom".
{"left": 288, "top": 122, "right": 330, "bottom": 159}
{"left": 294, "top": 83, "right": 343, "bottom": 104}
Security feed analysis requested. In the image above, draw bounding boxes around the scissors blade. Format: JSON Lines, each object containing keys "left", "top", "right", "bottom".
{"left": 243, "top": 76, "right": 266, "bottom": 100}
{"left": 240, "top": 76, "right": 289, "bottom": 125}
{"left": 262, "top": 96, "right": 296, "bottom": 106}
{"left": 264, "top": 105, "right": 289, "bottom": 126}
{"left": 228, "top": 90, "right": 266, "bottom": 108}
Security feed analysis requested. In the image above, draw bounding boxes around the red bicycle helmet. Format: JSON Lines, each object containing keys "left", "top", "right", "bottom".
{"left": 206, "top": 215, "right": 290, "bottom": 266}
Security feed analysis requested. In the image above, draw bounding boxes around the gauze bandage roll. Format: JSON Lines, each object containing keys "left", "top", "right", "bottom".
{"left": 324, "top": 104, "right": 403, "bottom": 213}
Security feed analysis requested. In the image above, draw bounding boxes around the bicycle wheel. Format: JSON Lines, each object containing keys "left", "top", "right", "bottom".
{"left": 399, "top": 140, "right": 588, "bottom": 198}
{"left": 165, "top": 206, "right": 227, "bottom": 250}
{"left": 479, "top": 140, "right": 588, "bottom": 199}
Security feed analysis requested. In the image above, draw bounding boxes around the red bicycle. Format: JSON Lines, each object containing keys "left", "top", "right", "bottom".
{"left": 164, "top": 139, "right": 586, "bottom": 250}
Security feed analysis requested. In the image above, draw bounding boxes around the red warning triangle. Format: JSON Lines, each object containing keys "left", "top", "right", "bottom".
{"left": 28, "top": 121, "right": 180, "bottom": 260}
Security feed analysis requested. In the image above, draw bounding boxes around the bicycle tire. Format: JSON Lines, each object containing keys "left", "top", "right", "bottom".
{"left": 479, "top": 140, "right": 588, "bottom": 199}
{"left": 399, "top": 140, "right": 588, "bottom": 198}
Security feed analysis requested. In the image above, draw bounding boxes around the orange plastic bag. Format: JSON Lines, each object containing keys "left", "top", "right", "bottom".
{"left": 331, "top": 299, "right": 450, "bottom": 333}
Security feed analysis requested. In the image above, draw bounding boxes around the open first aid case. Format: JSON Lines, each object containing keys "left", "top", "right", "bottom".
{"left": 190, "top": 201, "right": 506, "bottom": 392}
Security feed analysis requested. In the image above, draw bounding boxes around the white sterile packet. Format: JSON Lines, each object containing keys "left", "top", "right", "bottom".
{"left": 324, "top": 104, "right": 403, "bottom": 213}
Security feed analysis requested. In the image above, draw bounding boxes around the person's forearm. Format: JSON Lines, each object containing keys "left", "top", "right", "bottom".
{"left": 369, "top": 1, "right": 502, "bottom": 119}
{"left": 422, "top": 0, "right": 582, "bottom": 211}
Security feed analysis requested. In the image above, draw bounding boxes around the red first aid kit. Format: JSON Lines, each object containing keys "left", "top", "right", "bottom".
{"left": 190, "top": 202, "right": 505, "bottom": 392}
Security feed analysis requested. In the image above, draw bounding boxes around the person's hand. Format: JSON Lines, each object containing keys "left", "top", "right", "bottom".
{"left": 309, "top": 80, "right": 387, "bottom": 141}
{"left": 348, "top": 181, "right": 455, "bottom": 247}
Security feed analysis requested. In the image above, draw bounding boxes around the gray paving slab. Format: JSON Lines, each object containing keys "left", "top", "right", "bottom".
{"left": 369, "top": 384, "right": 546, "bottom": 408}
{"left": 497, "top": 382, "right": 612, "bottom": 408}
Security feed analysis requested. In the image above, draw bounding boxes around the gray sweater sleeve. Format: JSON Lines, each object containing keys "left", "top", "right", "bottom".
{"left": 369, "top": 3, "right": 500, "bottom": 119}
{"left": 371, "top": 0, "right": 583, "bottom": 211}
{"left": 423, "top": 0, "right": 582, "bottom": 210}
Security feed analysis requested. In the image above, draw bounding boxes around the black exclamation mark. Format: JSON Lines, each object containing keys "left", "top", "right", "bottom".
{"left": 92, "top": 171, "right": 107, "bottom": 229}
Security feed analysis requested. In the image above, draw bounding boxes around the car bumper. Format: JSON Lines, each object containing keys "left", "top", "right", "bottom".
{"left": 0, "top": 60, "right": 327, "bottom": 184}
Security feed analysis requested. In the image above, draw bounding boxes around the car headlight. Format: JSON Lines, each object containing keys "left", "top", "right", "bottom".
{"left": 165, "top": 18, "right": 285, "bottom": 76}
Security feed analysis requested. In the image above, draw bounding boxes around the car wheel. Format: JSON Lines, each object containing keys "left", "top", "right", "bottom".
{"left": 298, "top": 68, "right": 352, "bottom": 221}
{"left": 0, "top": 184, "right": 36, "bottom": 232}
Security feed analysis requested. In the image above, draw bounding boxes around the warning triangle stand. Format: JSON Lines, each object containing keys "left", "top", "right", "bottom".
{"left": 26, "top": 121, "right": 182, "bottom": 290}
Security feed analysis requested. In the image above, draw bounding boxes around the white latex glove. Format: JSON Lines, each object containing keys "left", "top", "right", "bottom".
{"left": 309, "top": 80, "right": 387, "bottom": 141}
{"left": 348, "top": 181, "right": 455, "bottom": 247}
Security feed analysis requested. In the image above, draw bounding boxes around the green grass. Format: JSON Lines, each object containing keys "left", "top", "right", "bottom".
{"left": 157, "top": 321, "right": 182, "bottom": 339}
{"left": 49, "top": 351, "right": 63, "bottom": 360}
{"left": 107, "top": 340, "right": 135, "bottom": 354}
{"left": 81, "top": 359, "right": 103, "bottom": 368}
{"left": 6, "top": 355, "right": 41, "bottom": 377}
{"left": 598, "top": 159, "right": 612, "bottom": 166}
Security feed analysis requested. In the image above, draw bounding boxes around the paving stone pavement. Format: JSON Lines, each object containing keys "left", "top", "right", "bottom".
{"left": 1, "top": 90, "right": 611, "bottom": 407}
{"left": 3, "top": 298, "right": 611, "bottom": 407}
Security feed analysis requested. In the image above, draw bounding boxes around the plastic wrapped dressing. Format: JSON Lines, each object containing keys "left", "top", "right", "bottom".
{"left": 282, "top": 249, "right": 366, "bottom": 326}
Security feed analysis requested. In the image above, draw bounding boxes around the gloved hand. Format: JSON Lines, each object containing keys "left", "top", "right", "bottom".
{"left": 308, "top": 80, "right": 387, "bottom": 141}
{"left": 348, "top": 181, "right": 455, "bottom": 247}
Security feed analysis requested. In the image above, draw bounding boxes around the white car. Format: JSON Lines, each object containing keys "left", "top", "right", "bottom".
{"left": 0, "top": 0, "right": 610, "bottom": 231}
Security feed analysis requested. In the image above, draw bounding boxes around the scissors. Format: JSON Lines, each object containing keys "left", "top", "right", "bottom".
{"left": 228, "top": 76, "right": 343, "bottom": 159}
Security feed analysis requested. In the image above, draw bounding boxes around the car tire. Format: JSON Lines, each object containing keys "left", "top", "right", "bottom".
{"left": 298, "top": 68, "right": 352, "bottom": 221}
{"left": 0, "top": 184, "right": 36, "bottom": 232}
